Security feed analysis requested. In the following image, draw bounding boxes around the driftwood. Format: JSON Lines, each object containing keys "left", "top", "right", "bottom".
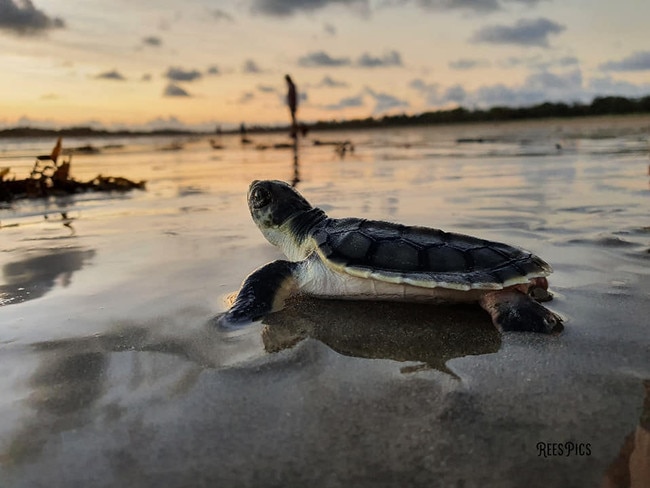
{"left": 0, "top": 138, "right": 145, "bottom": 203}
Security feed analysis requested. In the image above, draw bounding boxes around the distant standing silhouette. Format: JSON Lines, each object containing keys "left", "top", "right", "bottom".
{"left": 285, "top": 74, "right": 298, "bottom": 139}
{"left": 240, "top": 122, "right": 251, "bottom": 144}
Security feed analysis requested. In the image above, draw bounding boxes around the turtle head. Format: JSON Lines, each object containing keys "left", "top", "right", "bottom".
{"left": 248, "top": 180, "right": 322, "bottom": 259}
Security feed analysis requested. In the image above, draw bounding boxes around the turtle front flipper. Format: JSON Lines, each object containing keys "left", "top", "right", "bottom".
{"left": 222, "top": 260, "right": 299, "bottom": 326}
{"left": 479, "top": 290, "right": 563, "bottom": 334}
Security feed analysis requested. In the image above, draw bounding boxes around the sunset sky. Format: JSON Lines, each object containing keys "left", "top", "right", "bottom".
{"left": 1, "top": 0, "right": 650, "bottom": 131}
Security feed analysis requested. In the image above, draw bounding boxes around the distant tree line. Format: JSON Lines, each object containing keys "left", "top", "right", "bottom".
{"left": 310, "top": 95, "right": 650, "bottom": 131}
{"left": 0, "top": 126, "right": 199, "bottom": 139}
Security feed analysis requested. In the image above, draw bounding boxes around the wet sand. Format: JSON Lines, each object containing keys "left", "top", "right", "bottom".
{"left": 1, "top": 116, "right": 649, "bottom": 487}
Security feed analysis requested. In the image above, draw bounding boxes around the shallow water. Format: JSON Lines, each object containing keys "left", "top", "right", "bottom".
{"left": 1, "top": 116, "right": 649, "bottom": 487}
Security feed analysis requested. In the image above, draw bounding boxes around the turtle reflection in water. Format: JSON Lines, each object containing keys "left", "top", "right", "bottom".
{"left": 222, "top": 180, "right": 563, "bottom": 334}
{"left": 262, "top": 297, "right": 501, "bottom": 375}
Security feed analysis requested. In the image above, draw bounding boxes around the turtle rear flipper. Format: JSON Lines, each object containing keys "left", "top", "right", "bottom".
{"left": 222, "top": 260, "right": 299, "bottom": 326}
{"left": 479, "top": 290, "right": 563, "bottom": 334}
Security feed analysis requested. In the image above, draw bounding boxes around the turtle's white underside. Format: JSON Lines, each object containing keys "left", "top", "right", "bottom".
{"left": 294, "top": 253, "right": 518, "bottom": 303}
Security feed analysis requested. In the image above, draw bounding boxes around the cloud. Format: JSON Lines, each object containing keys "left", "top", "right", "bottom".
{"left": 366, "top": 68, "right": 640, "bottom": 115}
{"left": 498, "top": 54, "right": 578, "bottom": 70}
{"left": 469, "top": 70, "right": 583, "bottom": 107}
{"left": 443, "top": 84, "right": 467, "bottom": 103}
{"left": 409, "top": 73, "right": 585, "bottom": 107}
{"left": 318, "top": 75, "right": 348, "bottom": 88}
{"left": 471, "top": 17, "right": 565, "bottom": 48}
{"left": 237, "top": 91, "right": 255, "bottom": 103}
{"left": 136, "top": 117, "right": 231, "bottom": 133}
{"left": 556, "top": 56, "right": 579, "bottom": 67}
{"left": 413, "top": 68, "right": 589, "bottom": 109}
{"left": 409, "top": 78, "right": 440, "bottom": 105}
{"left": 525, "top": 68, "right": 582, "bottom": 92}
{"left": 206, "top": 65, "right": 220, "bottom": 75}
{"left": 142, "top": 36, "right": 161, "bottom": 47}
{"left": 243, "top": 0, "right": 550, "bottom": 19}
{"left": 243, "top": 59, "right": 262, "bottom": 73}
{"left": 250, "top": 0, "right": 369, "bottom": 17}
{"left": 365, "top": 87, "right": 409, "bottom": 113}
{"left": 356, "top": 50, "right": 402, "bottom": 68}
{"left": 212, "top": 8, "right": 233, "bottom": 21}
{"left": 5, "top": 115, "right": 105, "bottom": 130}
{"left": 507, "top": 0, "right": 549, "bottom": 5}
{"left": 0, "top": 0, "right": 65, "bottom": 35}
{"left": 165, "top": 66, "right": 202, "bottom": 82}
{"left": 588, "top": 76, "right": 650, "bottom": 98}
{"left": 95, "top": 69, "right": 126, "bottom": 81}
{"left": 534, "top": 55, "right": 579, "bottom": 70}
{"left": 298, "top": 51, "right": 351, "bottom": 67}
{"left": 473, "top": 83, "right": 544, "bottom": 106}
{"left": 143, "top": 116, "right": 184, "bottom": 130}
{"left": 324, "top": 95, "right": 365, "bottom": 110}
{"left": 498, "top": 55, "right": 540, "bottom": 68}
{"left": 417, "top": 0, "right": 501, "bottom": 13}
{"left": 409, "top": 79, "right": 432, "bottom": 91}
{"left": 388, "top": 0, "right": 549, "bottom": 14}
{"left": 257, "top": 84, "right": 277, "bottom": 93}
{"left": 472, "top": 69, "right": 583, "bottom": 106}
{"left": 163, "top": 83, "right": 191, "bottom": 97}
{"left": 298, "top": 50, "right": 403, "bottom": 68}
{"left": 449, "top": 58, "right": 490, "bottom": 70}
{"left": 599, "top": 51, "right": 650, "bottom": 72}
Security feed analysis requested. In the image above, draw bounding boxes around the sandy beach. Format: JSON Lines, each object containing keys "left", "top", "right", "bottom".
{"left": 1, "top": 116, "right": 649, "bottom": 487}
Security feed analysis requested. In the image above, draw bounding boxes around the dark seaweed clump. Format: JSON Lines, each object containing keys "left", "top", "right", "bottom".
{"left": 0, "top": 138, "right": 145, "bottom": 203}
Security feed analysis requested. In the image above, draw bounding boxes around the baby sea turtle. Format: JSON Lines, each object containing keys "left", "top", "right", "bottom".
{"left": 222, "top": 180, "right": 562, "bottom": 333}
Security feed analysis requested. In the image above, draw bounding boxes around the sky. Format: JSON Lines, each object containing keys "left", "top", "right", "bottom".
{"left": 1, "top": 0, "right": 650, "bottom": 131}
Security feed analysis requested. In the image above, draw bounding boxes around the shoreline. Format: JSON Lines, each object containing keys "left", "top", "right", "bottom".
{"left": 2, "top": 108, "right": 650, "bottom": 140}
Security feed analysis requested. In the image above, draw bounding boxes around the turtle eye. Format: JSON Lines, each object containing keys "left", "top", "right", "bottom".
{"left": 251, "top": 187, "right": 271, "bottom": 209}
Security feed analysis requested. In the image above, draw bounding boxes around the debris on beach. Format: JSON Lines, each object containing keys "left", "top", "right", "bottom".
{"left": 312, "top": 139, "right": 355, "bottom": 156}
{"left": 71, "top": 144, "right": 101, "bottom": 154}
{"left": 254, "top": 142, "right": 296, "bottom": 151}
{"left": 312, "top": 139, "right": 352, "bottom": 147}
{"left": 455, "top": 137, "right": 502, "bottom": 144}
{"left": 159, "top": 141, "right": 184, "bottom": 151}
{"left": 0, "top": 138, "right": 146, "bottom": 203}
{"left": 209, "top": 139, "right": 224, "bottom": 150}
{"left": 272, "top": 142, "right": 295, "bottom": 149}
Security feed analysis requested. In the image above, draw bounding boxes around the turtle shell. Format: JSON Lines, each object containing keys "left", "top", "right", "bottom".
{"left": 311, "top": 218, "right": 551, "bottom": 291}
